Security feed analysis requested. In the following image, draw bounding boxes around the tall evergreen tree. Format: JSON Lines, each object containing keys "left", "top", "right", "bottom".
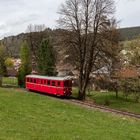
{"left": 0, "top": 43, "right": 7, "bottom": 76}
{"left": 18, "top": 41, "right": 32, "bottom": 87}
{"left": 0, "top": 43, "right": 7, "bottom": 86}
{"left": 37, "top": 39, "right": 56, "bottom": 76}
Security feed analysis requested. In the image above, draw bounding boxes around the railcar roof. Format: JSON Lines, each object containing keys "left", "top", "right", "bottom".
{"left": 26, "top": 75, "right": 72, "bottom": 81}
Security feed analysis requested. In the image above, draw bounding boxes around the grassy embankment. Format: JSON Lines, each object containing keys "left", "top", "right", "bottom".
{"left": 73, "top": 88, "right": 140, "bottom": 114}
{"left": 0, "top": 87, "right": 140, "bottom": 140}
{"left": 2, "top": 77, "right": 140, "bottom": 114}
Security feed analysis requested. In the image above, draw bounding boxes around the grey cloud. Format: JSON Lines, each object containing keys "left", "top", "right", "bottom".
{"left": 0, "top": 24, "right": 6, "bottom": 30}
{"left": 6, "top": 14, "right": 39, "bottom": 26}
{"left": 0, "top": 0, "right": 65, "bottom": 39}
{"left": 0, "top": 0, "right": 140, "bottom": 39}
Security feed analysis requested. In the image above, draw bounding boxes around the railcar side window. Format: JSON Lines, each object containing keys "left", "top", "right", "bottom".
{"left": 44, "top": 80, "right": 47, "bottom": 85}
{"left": 52, "top": 81, "right": 55, "bottom": 86}
{"left": 34, "top": 79, "right": 36, "bottom": 83}
{"left": 48, "top": 80, "right": 50, "bottom": 85}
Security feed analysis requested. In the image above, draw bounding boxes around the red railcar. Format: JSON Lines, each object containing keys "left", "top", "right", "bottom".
{"left": 25, "top": 75, "right": 72, "bottom": 96}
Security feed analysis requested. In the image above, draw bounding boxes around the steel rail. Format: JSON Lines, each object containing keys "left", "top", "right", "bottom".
{"left": 66, "top": 99, "right": 140, "bottom": 119}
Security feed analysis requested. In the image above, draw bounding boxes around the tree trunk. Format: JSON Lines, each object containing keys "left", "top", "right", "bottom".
{"left": 115, "top": 89, "right": 118, "bottom": 99}
{"left": 114, "top": 82, "right": 119, "bottom": 99}
{"left": 78, "top": 89, "right": 86, "bottom": 100}
{"left": 0, "top": 75, "right": 2, "bottom": 87}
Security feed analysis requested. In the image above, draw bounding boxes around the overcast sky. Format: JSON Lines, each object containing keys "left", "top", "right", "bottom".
{"left": 0, "top": 0, "right": 139, "bottom": 39}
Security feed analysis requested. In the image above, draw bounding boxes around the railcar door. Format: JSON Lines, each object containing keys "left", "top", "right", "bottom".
{"left": 64, "top": 80, "right": 72, "bottom": 96}
{"left": 56, "top": 81, "right": 63, "bottom": 95}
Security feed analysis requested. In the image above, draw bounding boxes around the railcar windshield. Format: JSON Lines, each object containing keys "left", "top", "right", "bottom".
{"left": 64, "top": 80, "right": 71, "bottom": 87}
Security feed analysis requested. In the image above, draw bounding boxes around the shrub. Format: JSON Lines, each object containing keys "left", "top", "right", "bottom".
{"left": 120, "top": 78, "right": 140, "bottom": 102}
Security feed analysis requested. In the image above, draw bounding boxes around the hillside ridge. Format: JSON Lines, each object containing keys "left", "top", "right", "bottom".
{"left": 1, "top": 26, "right": 140, "bottom": 58}
{"left": 118, "top": 26, "right": 140, "bottom": 41}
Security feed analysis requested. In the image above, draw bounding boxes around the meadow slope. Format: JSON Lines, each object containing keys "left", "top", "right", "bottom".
{"left": 0, "top": 88, "right": 140, "bottom": 140}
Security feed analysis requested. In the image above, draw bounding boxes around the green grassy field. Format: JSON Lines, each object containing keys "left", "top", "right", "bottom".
{"left": 72, "top": 88, "right": 140, "bottom": 114}
{"left": 0, "top": 87, "right": 140, "bottom": 140}
{"left": 2, "top": 77, "right": 140, "bottom": 114}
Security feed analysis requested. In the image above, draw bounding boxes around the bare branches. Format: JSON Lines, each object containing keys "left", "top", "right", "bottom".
{"left": 26, "top": 24, "right": 48, "bottom": 68}
{"left": 58, "top": 0, "right": 117, "bottom": 100}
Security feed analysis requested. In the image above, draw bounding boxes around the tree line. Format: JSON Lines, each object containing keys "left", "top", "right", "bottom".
{"left": 0, "top": 27, "right": 56, "bottom": 87}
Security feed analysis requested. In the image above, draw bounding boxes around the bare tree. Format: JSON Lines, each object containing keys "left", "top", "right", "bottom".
{"left": 58, "top": 0, "right": 119, "bottom": 100}
{"left": 26, "top": 24, "right": 48, "bottom": 69}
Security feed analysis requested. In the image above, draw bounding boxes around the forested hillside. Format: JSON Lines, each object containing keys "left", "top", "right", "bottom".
{"left": 0, "top": 29, "right": 73, "bottom": 74}
{"left": 1, "top": 29, "right": 66, "bottom": 61}
{"left": 119, "top": 26, "right": 140, "bottom": 41}
{"left": 1, "top": 26, "right": 140, "bottom": 59}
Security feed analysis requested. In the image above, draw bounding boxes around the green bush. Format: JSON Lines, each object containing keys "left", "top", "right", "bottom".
{"left": 120, "top": 78, "right": 140, "bottom": 102}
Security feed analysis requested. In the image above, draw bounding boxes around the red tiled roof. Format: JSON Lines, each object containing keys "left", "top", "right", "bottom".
{"left": 118, "top": 67, "right": 139, "bottom": 78}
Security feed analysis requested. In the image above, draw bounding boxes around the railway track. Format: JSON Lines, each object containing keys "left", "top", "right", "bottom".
{"left": 18, "top": 88, "right": 140, "bottom": 119}
{"left": 64, "top": 99, "right": 140, "bottom": 119}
